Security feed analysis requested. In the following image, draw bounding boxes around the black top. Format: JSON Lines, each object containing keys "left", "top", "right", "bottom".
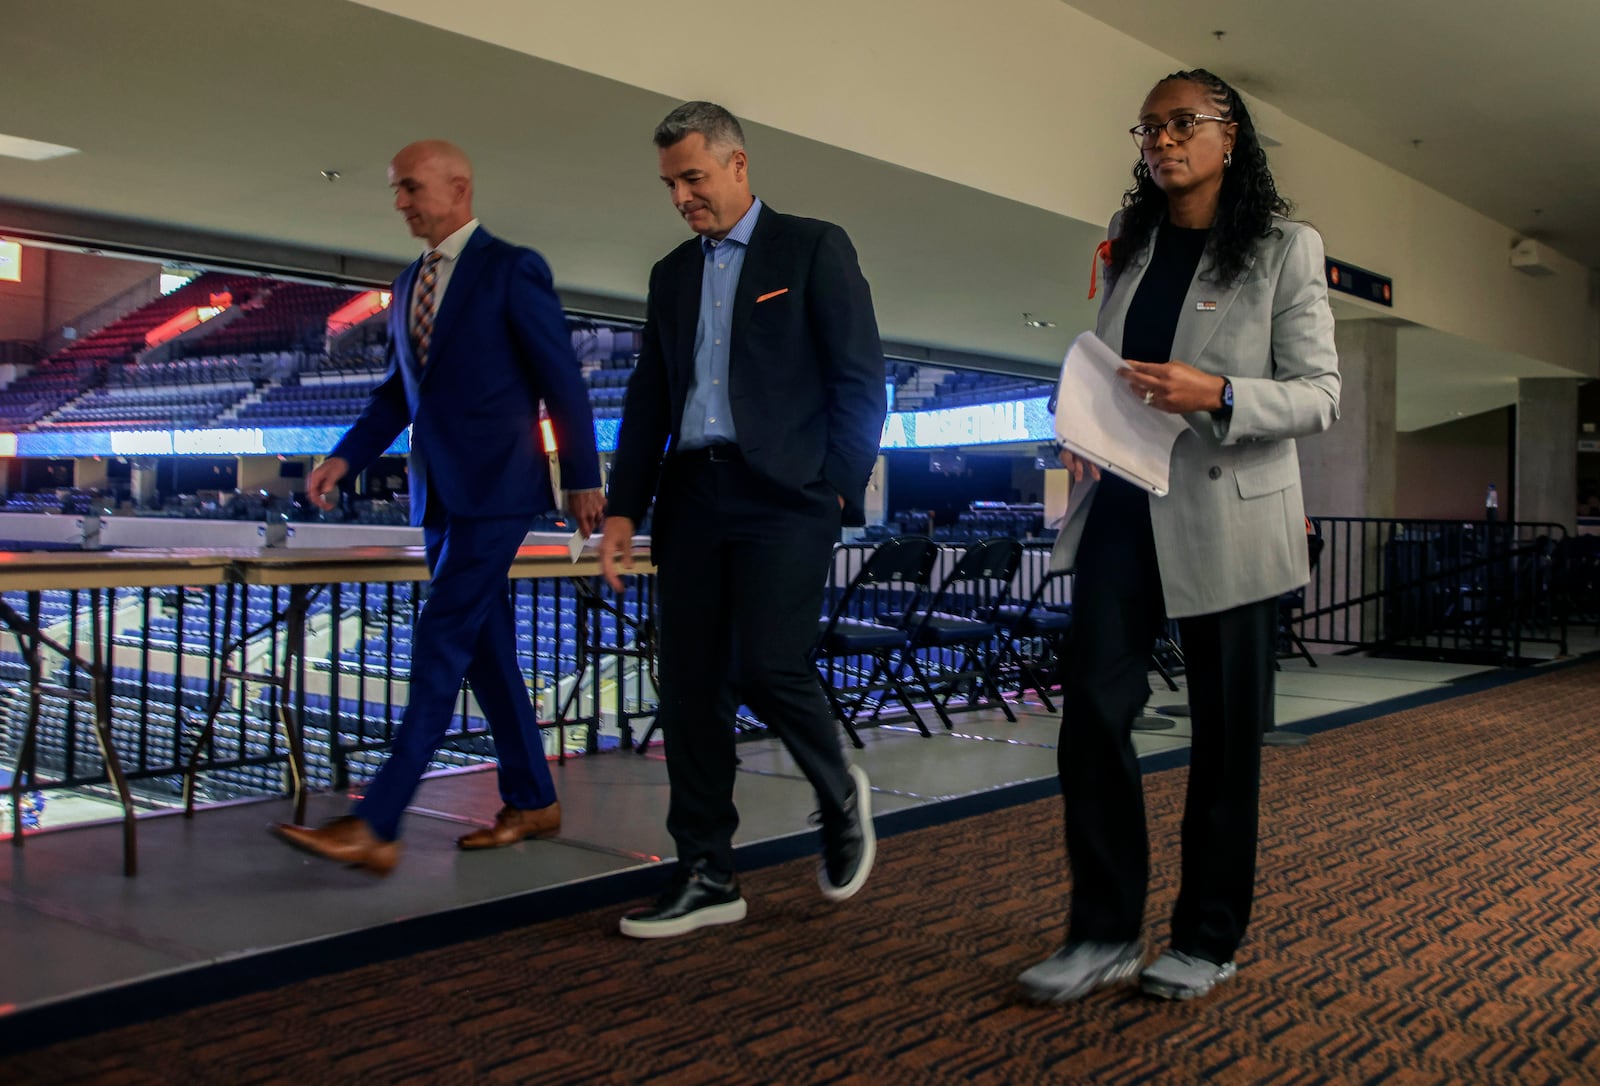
{"left": 1092, "top": 220, "right": 1211, "bottom": 509}
{"left": 1120, "top": 221, "right": 1210, "bottom": 365}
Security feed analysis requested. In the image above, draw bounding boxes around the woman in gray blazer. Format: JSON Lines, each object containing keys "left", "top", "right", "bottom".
{"left": 1018, "top": 69, "right": 1340, "bottom": 1005}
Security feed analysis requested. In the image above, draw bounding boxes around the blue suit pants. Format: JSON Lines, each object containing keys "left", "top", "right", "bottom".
{"left": 354, "top": 514, "right": 557, "bottom": 840}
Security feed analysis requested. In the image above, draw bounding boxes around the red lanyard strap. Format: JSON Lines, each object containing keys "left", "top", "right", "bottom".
{"left": 1087, "top": 238, "right": 1114, "bottom": 300}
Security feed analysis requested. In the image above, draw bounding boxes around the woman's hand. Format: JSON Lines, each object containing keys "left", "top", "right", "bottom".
{"left": 1119, "top": 360, "right": 1227, "bottom": 414}
{"left": 1057, "top": 446, "right": 1101, "bottom": 483}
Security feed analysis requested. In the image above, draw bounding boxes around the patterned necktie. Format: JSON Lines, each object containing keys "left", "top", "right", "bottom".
{"left": 412, "top": 250, "right": 443, "bottom": 366}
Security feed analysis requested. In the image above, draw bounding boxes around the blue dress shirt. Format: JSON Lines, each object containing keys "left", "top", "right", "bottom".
{"left": 679, "top": 197, "right": 763, "bottom": 449}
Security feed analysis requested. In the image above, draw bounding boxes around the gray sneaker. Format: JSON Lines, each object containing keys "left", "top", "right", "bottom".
{"left": 1017, "top": 940, "right": 1143, "bottom": 1004}
{"left": 1139, "top": 950, "right": 1238, "bottom": 1000}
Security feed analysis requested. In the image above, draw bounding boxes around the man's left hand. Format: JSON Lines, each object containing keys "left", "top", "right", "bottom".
{"left": 1119, "top": 360, "right": 1227, "bottom": 414}
{"left": 566, "top": 488, "right": 606, "bottom": 537}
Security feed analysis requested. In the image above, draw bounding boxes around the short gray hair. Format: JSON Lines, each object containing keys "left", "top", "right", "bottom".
{"left": 653, "top": 101, "right": 745, "bottom": 156}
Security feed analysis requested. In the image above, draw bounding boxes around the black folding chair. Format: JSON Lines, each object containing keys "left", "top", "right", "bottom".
{"left": 890, "top": 537, "right": 1024, "bottom": 730}
{"left": 812, "top": 535, "right": 939, "bottom": 746}
{"left": 1141, "top": 626, "right": 1187, "bottom": 728}
{"left": 993, "top": 567, "right": 1074, "bottom": 712}
{"left": 1150, "top": 626, "right": 1185, "bottom": 691}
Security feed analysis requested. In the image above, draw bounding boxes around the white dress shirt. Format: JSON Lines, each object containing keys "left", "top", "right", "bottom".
{"left": 410, "top": 218, "right": 480, "bottom": 336}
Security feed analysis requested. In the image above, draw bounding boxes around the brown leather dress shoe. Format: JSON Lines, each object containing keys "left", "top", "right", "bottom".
{"left": 272, "top": 815, "right": 401, "bottom": 875}
{"left": 456, "top": 802, "right": 562, "bottom": 850}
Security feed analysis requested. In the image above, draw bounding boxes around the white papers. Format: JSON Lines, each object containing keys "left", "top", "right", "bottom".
{"left": 567, "top": 529, "right": 587, "bottom": 563}
{"left": 1053, "top": 331, "right": 1187, "bottom": 497}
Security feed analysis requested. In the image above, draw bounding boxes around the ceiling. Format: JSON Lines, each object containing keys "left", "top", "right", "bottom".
{"left": 1, "top": 0, "right": 1591, "bottom": 433}
{"left": 0, "top": 0, "right": 1100, "bottom": 379}
{"left": 1064, "top": 0, "right": 1600, "bottom": 269}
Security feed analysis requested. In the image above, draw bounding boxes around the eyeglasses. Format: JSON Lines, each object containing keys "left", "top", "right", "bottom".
{"left": 1129, "top": 113, "right": 1231, "bottom": 148}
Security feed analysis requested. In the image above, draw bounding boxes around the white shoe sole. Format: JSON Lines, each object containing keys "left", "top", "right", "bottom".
{"left": 818, "top": 764, "right": 876, "bottom": 903}
{"left": 1140, "top": 960, "right": 1237, "bottom": 1001}
{"left": 618, "top": 897, "right": 747, "bottom": 939}
{"left": 1018, "top": 951, "right": 1142, "bottom": 1004}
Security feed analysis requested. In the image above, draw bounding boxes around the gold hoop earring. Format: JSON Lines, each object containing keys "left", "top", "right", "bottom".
{"left": 1224, "top": 151, "right": 1233, "bottom": 167}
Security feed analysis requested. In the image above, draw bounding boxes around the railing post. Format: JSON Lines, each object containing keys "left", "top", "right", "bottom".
{"left": 78, "top": 510, "right": 103, "bottom": 551}
{"left": 261, "top": 508, "right": 291, "bottom": 548}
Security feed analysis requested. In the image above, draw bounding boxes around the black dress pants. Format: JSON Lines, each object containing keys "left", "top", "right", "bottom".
{"left": 651, "top": 449, "right": 850, "bottom": 876}
{"left": 1058, "top": 475, "right": 1277, "bottom": 964}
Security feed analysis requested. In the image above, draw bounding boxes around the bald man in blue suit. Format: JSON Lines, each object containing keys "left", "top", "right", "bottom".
{"left": 274, "top": 140, "right": 604, "bottom": 875}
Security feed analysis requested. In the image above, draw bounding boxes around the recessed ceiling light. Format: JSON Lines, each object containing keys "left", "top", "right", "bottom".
{"left": 1022, "top": 312, "right": 1056, "bottom": 329}
{"left": 0, "top": 133, "right": 80, "bottom": 161}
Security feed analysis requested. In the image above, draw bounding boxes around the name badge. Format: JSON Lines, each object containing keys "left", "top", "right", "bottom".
{"left": 1195, "top": 300, "right": 1218, "bottom": 311}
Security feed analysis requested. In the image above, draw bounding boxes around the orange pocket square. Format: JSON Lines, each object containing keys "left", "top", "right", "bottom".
{"left": 755, "top": 288, "right": 789, "bottom": 303}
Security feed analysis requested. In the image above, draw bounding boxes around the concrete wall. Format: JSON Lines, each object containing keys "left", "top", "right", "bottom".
{"left": 0, "top": 245, "right": 159, "bottom": 344}
{"left": 1514, "top": 379, "right": 1579, "bottom": 531}
{"left": 1395, "top": 411, "right": 1509, "bottom": 521}
{"left": 44, "top": 250, "right": 160, "bottom": 332}
{"left": 1300, "top": 320, "right": 1397, "bottom": 519}
{"left": 0, "top": 243, "right": 47, "bottom": 341}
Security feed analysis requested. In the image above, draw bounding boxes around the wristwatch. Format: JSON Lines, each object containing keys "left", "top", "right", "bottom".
{"left": 1213, "top": 377, "right": 1234, "bottom": 419}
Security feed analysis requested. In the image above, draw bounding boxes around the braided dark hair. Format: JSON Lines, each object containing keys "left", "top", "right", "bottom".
{"left": 1107, "top": 69, "right": 1291, "bottom": 288}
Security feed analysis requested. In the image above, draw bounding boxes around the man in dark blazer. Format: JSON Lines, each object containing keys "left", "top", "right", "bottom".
{"left": 273, "top": 140, "right": 604, "bottom": 874}
{"left": 600, "top": 102, "right": 888, "bottom": 938}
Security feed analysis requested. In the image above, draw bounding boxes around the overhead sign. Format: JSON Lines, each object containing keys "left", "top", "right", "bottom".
{"left": 1326, "top": 258, "right": 1393, "bottom": 308}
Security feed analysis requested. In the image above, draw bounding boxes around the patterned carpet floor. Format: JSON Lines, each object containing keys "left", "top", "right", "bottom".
{"left": 4, "top": 661, "right": 1599, "bottom": 1085}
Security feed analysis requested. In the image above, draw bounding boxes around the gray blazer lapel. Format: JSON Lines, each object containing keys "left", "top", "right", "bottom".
{"left": 1170, "top": 250, "right": 1257, "bottom": 370}
{"left": 1095, "top": 235, "right": 1153, "bottom": 354}
{"left": 1097, "top": 231, "right": 1258, "bottom": 370}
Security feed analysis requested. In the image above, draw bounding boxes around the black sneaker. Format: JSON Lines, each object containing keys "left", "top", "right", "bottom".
{"left": 818, "top": 764, "right": 876, "bottom": 902}
{"left": 619, "top": 860, "right": 747, "bottom": 939}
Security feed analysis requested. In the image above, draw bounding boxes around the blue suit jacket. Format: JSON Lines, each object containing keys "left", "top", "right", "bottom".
{"left": 333, "top": 227, "right": 600, "bottom": 524}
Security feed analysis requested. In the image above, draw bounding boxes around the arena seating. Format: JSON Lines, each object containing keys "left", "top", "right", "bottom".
{"left": 174, "top": 283, "right": 358, "bottom": 359}
{"left": 51, "top": 272, "right": 263, "bottom": 368}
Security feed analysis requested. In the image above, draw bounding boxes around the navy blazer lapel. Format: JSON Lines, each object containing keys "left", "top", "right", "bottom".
{"left": 731, "top": 204, "right": 782, "bottom": 352}
{"left": 423, "top": 228, "right": 492, "bottom": 372}
{"left": 671, "top": 239, "right": 701, "bottom": 385}
{"left": 392, "top": 259, "right": 422, "bottom": 375}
